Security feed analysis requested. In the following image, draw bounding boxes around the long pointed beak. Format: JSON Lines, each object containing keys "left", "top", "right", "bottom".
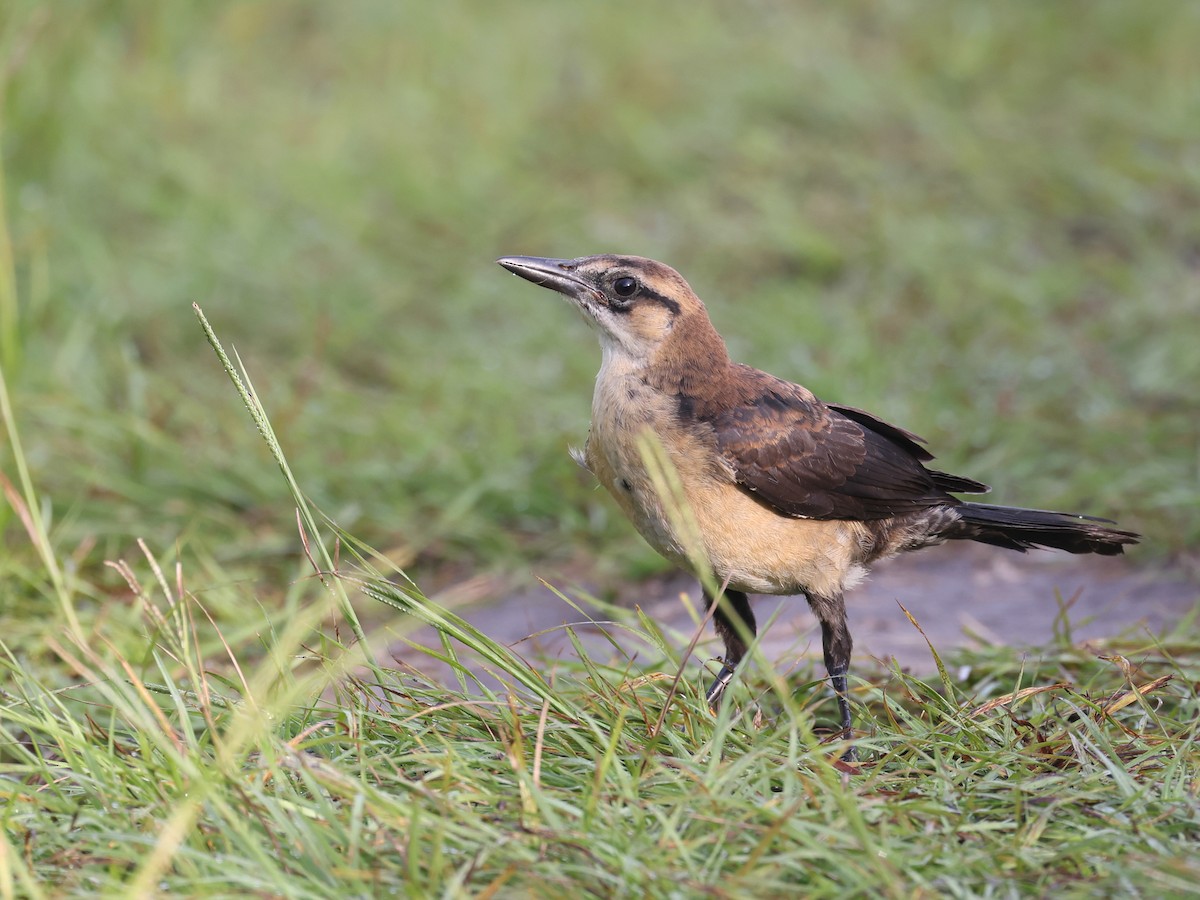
{"left": 496, "top": 256, "right": 592, "bottom": 299}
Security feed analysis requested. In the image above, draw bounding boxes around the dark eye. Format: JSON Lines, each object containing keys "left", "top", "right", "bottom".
{"left": 613, "top": 276, "right": 638, "bottom": 297}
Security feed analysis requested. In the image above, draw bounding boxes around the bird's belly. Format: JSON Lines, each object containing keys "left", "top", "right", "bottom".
{"left": 688, "top": 485, "right": 874, "bottom": 598}
{"left": 587, "top": 418, "right": 874, "bottom": 599}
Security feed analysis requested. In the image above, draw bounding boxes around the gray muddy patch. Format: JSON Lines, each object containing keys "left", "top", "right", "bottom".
{"left": 386, "top": 544, "right": 1198, "bottom": 688}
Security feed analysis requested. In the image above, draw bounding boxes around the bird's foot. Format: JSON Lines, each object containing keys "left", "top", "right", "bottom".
{"left": 705, "top": 663, "right": 737, "bottom": 711}
{"left": 839, "top": 737, "right": 858, "bottom": 764}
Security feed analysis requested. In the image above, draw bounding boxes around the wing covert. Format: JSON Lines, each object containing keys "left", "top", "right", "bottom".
{"left": 698, "top": 368, "right": 963, "bottom": 520}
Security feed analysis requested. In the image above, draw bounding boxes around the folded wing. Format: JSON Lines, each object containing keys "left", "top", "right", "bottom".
{"left": 698, "top": 366, "right": 987, "bottom": 520}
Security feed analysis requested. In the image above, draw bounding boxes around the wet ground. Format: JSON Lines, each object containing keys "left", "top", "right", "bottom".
{"left": 388, "top": 544, "right": 1199, "bottom": 685}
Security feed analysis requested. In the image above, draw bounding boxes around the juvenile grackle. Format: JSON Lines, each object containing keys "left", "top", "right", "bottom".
{"left": 497, "top": 254, "right": 1139, "bottom": 751}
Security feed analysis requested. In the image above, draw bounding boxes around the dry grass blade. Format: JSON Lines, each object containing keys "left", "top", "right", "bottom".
{"left": 649, "top": 576, "right": 731, "bottom": 739}
{"left": 969, "top": 683, "right": 1072, "bottom": 718}
{"left": 1101, "top": 674, "right": 1174, "bottom": 716}
{"left": 898, "top": 601, "right": 953, "bottom": 695}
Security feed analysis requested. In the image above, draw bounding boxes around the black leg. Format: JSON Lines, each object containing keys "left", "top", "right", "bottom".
{"left": 704, "top": 588, "right": 755, "bottom": 707}
{"left": 810, "top": 591, "right": 856, "bottom": 760}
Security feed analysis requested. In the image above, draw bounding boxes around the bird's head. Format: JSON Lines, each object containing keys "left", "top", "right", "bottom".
{"left": 497, "top": 254, "right": 717, "bottom": 362}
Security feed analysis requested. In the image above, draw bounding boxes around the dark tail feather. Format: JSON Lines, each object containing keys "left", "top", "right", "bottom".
{"left": 953, "top": 503, "right": 1140, "bottom": 556}
{"left": 930, "top": 469, "right": 990, "bottom": 494}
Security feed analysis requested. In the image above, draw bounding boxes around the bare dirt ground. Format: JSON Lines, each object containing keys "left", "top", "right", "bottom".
{"left": 387, "top": 544, "right": 1199, "bottom": 686}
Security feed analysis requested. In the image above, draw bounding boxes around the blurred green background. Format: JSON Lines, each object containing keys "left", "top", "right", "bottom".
{"left": 2, "top": 0, "right": 1197, "bottom": 610}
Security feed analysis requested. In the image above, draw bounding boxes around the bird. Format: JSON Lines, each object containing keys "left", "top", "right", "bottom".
{"left": 496, "top": 253, "right": 1139, "bottom": 750}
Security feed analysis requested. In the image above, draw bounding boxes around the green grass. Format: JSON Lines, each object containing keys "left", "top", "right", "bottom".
{"left": 2, "top": 433, "right": 1198, "bottom": 894}
{"left": 2, "top": 1, "right": 1200, "bottom": 895}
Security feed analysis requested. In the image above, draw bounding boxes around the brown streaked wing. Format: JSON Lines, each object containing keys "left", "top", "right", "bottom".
{"left": 700, "top": 369, "right": 958, "bottom": 521}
